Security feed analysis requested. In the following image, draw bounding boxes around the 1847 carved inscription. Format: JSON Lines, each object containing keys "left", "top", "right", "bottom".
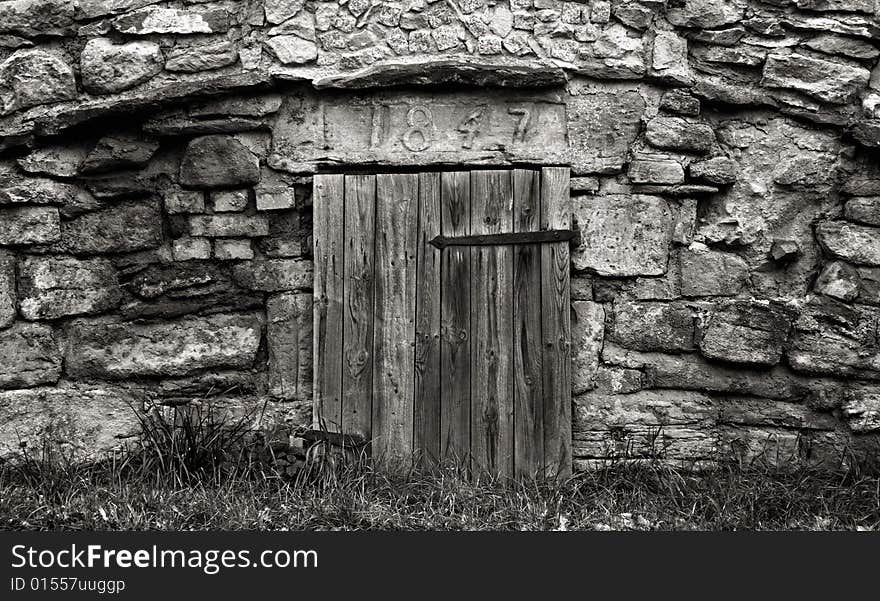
{"left": 270, "top": 89, "right": 569, "bottom": 170}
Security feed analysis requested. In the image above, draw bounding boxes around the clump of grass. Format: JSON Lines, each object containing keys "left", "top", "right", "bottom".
{"left": 1, "top": 406, "right": 878, "bottom": 531}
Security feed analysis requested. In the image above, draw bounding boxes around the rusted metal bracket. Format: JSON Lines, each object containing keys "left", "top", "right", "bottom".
{"left": 429, "top": 229, "right": 577, "bottom": 249}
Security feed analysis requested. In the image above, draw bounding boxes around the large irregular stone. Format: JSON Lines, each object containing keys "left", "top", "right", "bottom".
{"left": 59, "top": 201, "right": 162, "bottom": 255}
{"left": 0, "top": 48, "right": 76, "bottom": 115}
{"left": 805, "top": 34, "right": 880, "bottom": 61}
{"left": 0, "top": 176, "right": 86, "bottom": 209}
{"left": 267, "top": 293, "right": 312, "bottom": 400}
{"left": 571, "top": 301, "right": 604, "bottom": 395}
{"left": 80, "top": 132, "right": 160, "bottom": 174}
{"left": 567, "top": 89, "right": 645, "bottom": 174}
{"left": 787, "top": 300, "right": 880, "bottom": 379}
{"left": 574, "top": 389, "right": 717, "bottom": 462}
{"left": 610, "top": 301, "right": 695, "bottom": 352}
{"left": 572, "top": 195, "right": 673, "bottom": 276}
{"left": 0, "top": 252, "right": 15, "bottom": 328}
{"left": 816, "top": 221, "right": 880, "bottom": 266}
{"left": 314, "top": 58, "right": 567, "bottom": 90}
{"left": 66, "top": 313, "right": 262, "bottom": 378}
{"left": 0, "top": 207, "right": 60, "bottom": 245}
{"left": 645, "top": 117, "right": 715, "bottom": 153}
{"left": 188, "top": 214, "right": 269, "bottom": 237}
{"left": 689, "top": 157, "right": 737, "bottom": 185}
{"left": 678, "top": 244, "right": 749, "bottom": 297}
{"left": 841, "top": 390, "right": 880, "bottom": 433}
{"left": 0, "top": 322, "right": 61, "bottom": 389}
{"left": 0, "top": 0, "right": 74, "bottom": 37}
{"left": 699, "top": 301, "right": 792, "bottom": 366}
{"left": 80, "top": 38, "right": 163, "bottom": 95}
{"left": 112, "top": 7, "right": 229, "bottom": 34}
{"left": 651, "top": 30, "right": 690, "bottom": 83}
{"left": 119, "top": 262, "right": 262, "bottom": 320}
{"left": 16, "top": 144, "right": 89, "bottom": 178}
{"left": 762, "top": 53, "right": 870, "bottom": 104}
{"left": 628, "top": 159, "right": 684, "bottom": 184}
{"left": 265, "top": 0, "right": 305, "bottom": 24}
{"left": 0, "top": 383, "right": 144, "bottom": 459}
{"left": 179, "top": 135, "right": 261, "bottom": 189}
{"left": 666, "top": 0, "right": 746, "bottom": 29}
{"left": 233, "top": 259, "right": 313, "bottom": 292}
{"left": 814, "top": 261, "right": 861, "bottom": 302}
{"left": 602, "top": 344, "right": 827, "bottom": 403}
{"left": 76, "top": 0, "right": 164, "bottom": 20}
{"left": 18, "top": 256, "right": 122, "bottom": 320}
{"left": 165, "top": 40, "right": 238, "bottom": 73}
{"left": 265, "top": 35, "right": 318, "bottom": 65}
{"left": 844, "top": 197, "right": 880, "bottom": 226}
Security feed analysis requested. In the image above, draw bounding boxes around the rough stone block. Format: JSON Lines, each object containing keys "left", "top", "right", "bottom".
{"left": 0, "top": 383, "right": 144, "bottom": 459}
{"left": 232, "top": 259, "right": 313, "bottom": 292}
{"left": 689, "top": 157, "right": 737, "bottom": 185}
{"left": 214, "top": 239, "right": 254, "bottom": 260}
{"left": 0, "top": 252, "right": 14, "bottom": 328}
{"left": 0, "top": 48, "right": 76, "bottom": 115}
{"left": 0, "top": 322, "right": 61, "bottom": 389}
{"left": 610, "top": 301, "right": 696, "bottom": 352}
{"left": 267, "top": 293, "right": 312, "bottom": 400}
{"left": 628, "top": 159, "right": 684, "bottom": 184}
{"left": 66, "top": 313, "right": 262, "bottom": 378}
{"left": 266, "top": 35, "right": 318, "bottom": 64}
{"left": 164, "top": 189, "right": 205, "bottom": 214}
{"left": 568, "top": 89, "right": 645, "bottom": 174}
{"left": 679, "top": 244, "right": 749, "bottom": 297}
{"left": 572, "top": 194, "right": 672, "bottom": 276}
{"left": 666, "top": 0, "right": 747, "bottom": 29}
{"left": 841, "top": 390, "right": 880, "bottom": 433}
{"left": 18, "top": 256, "right": 122, "bottom": 320}
{"left": 212, "top": 189, "right": 249, "bottom": 212}
{"left": 165, "top": 40, "right": 238, "bottom": 73}
{"left": 844, "top": 196, "right": 880, "bottom": 226}
{"left": 180, "top": 135, "right": 261, "bottom": 189}
{"left": 60, "top": 201, "right": 162, "bottom": 254}
{"left": 571, "top": 301, "right": 604, "bottom": 394}
{"left": 787, "top": 300, "right": 880, "bottom": 379}
{"left": 660, "top": 89, "right": 700, "bottom": 116}
{"left": 172, "top": 237, "right": 212, "bottom": 261}
{"left": 80, "top": 38, "right": 163, "bottom": 94}
{"left": 0, "top": 206, "right": 60, "bottom": 245}
{"left": 645, "top": 117, "right": 715, "bottom": 153}
{"left": 814, "top": 261, "right": 860, "bottom": 302}
{"left": 189, "top": 214, "right": 269, "bottom": 238}
{"left": 112, "top": 7, "right": 229, "bottom": 34}
{"left": 80, "top": 133, "right": 160, "bottom": 174}
{"left": 816, "top": 221, "right": 880, "bottom": 266}
{"left": 699, "top": 301, "right": 792, "bottom": 366}
{"left": 762, "top": 52, "right": 870, "bottom": 104}
{"left": 0, "top": 0, "right": 75, "bottom": 37}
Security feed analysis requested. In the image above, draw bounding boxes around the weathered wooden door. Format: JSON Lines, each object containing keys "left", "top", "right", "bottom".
{"left": 313, "top": 168, "right": 572, "bottom": 478}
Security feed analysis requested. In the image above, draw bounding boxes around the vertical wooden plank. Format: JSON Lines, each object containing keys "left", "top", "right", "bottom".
{"left": 414, "top": 172, "right": 442, "bottom": 466}
{"left": 373, "top": 173, "right": 419, "bottom": 466}
{"left": 470, "top": 170, "right": 515, "bottom": 480}
{"left": 440, "top": 172, "right": 471, "bottom": 465}
{"left": 312, "top": 174, "right": 344, "bottom": 432}
{"left": 540, "top": 167, "right": 572, "bottom": 479}
{"left": 342, "top": 174, "right": 376, "bottom": 441}
{"left": 512, "top": 169, "right": 544, "bottom": 478}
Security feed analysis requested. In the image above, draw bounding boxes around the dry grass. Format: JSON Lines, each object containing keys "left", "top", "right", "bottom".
{"left": 2, "top": 450, "right": 879, "bottom": 531}
{"left": 2, "top": 406, "right": 878, "bottom": 531}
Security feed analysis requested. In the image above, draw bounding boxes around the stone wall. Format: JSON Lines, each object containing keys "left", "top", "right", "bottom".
{"left": 2, "top": 0, "right": 880, "bottom": 468}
